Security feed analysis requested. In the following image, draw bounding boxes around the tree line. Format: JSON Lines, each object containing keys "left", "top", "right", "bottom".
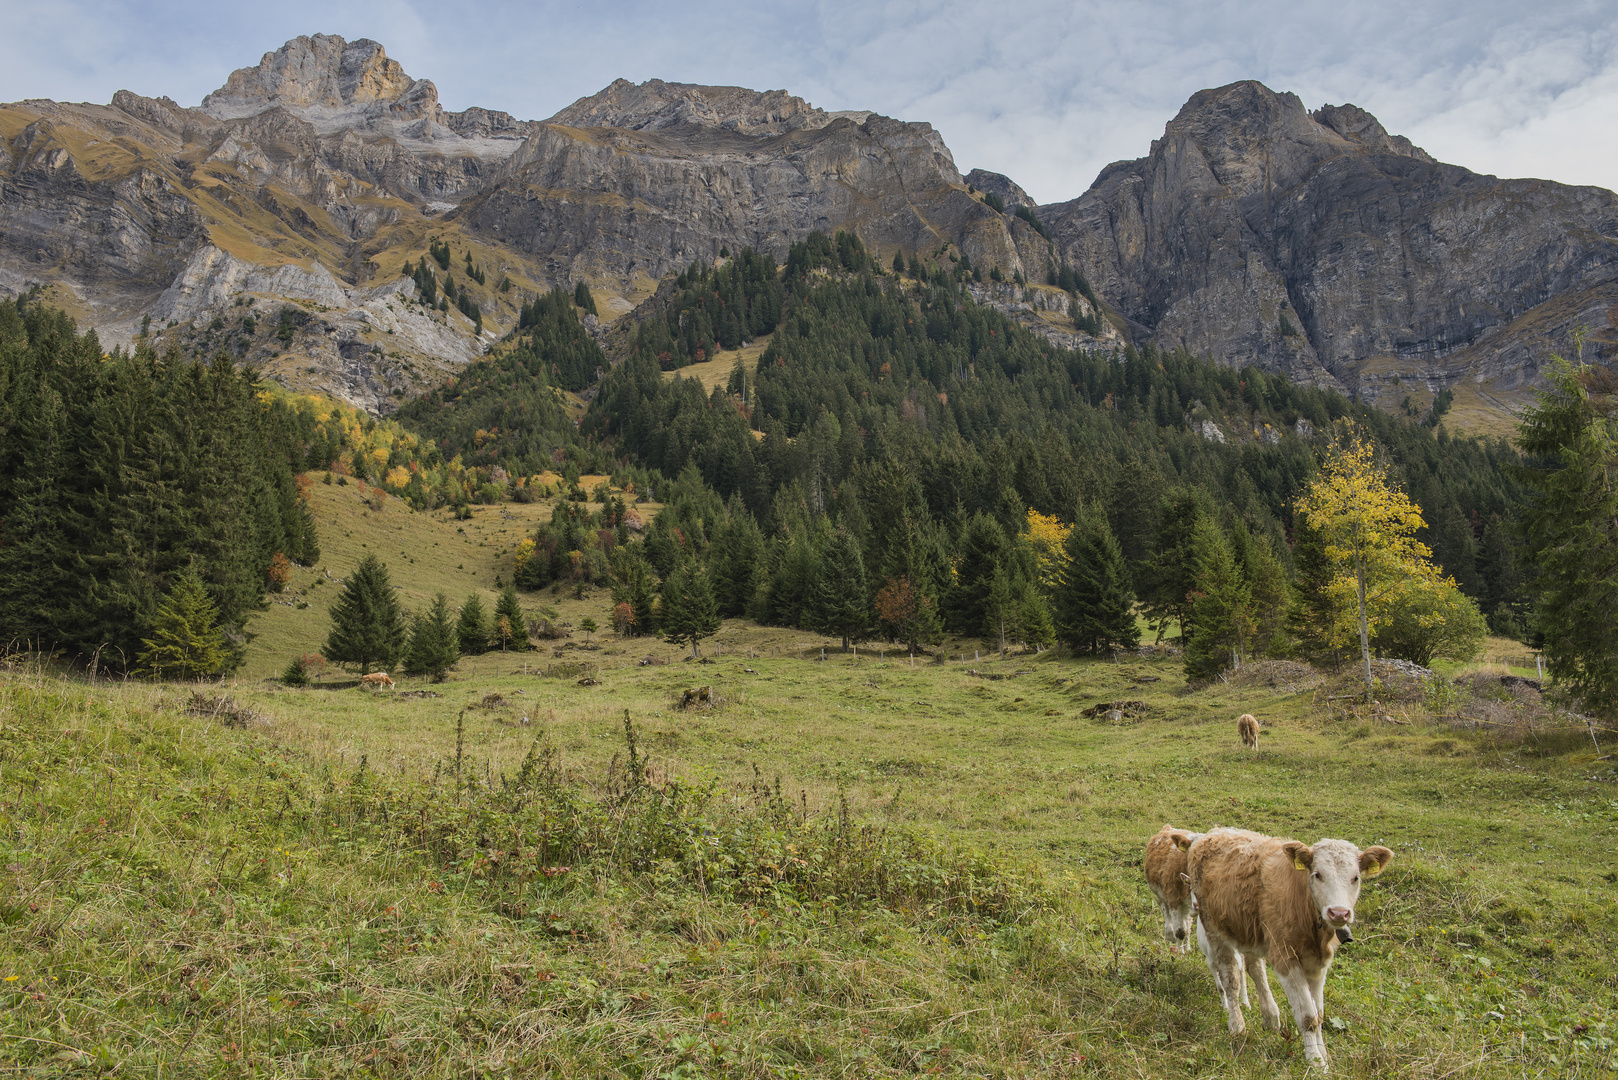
{"left": 0, "top": 298, "right": 318, "bottom": 673}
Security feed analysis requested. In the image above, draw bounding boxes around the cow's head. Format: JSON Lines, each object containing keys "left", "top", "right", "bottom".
{"left": 1156, "top": 829, "right": 1201, "bottom": 946}
{"left": 1284, "top": 839, "right": 1394, "bottom": 933}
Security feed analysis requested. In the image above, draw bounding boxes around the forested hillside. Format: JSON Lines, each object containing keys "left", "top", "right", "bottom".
{"left": 404, "top": 233, "right": 1526, "bottom": 669}
{"left": 0, "top": 300, "right": 317, "bottom": 670}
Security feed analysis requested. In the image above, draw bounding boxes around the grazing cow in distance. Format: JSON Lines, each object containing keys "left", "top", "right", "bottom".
{"left": 360, "top": 672, "right": 395, "bottom": 689}
{"left": 1143, "top": 825, "right": 1202, "bottom": 951}
{"left": 1238, "top": 713, "right": 1260, "bottom": 751}
{"left": 1189, "top": 828, "right": 1394, "bottom": 1070}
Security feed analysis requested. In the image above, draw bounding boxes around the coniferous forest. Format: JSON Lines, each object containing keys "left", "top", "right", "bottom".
{"left": 0, "top": 300, "right": 319, "bottom": 671}
{"left": 0, "top": 232, "right": 1554, "bottom": 688}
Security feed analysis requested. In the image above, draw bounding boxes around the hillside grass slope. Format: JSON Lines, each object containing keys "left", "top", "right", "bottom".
{"left": 1, "top": 637, "right": 1613, "bottom": 1077}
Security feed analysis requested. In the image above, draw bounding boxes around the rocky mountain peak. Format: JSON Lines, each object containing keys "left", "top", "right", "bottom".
{"left": 201, "top": 34, "right": 436, "bottom": 124}
{"left": 545, "top": 78, "right": 868, "bottom": 136}
{"left": 1312, "top": 103, "right": 1435, "bottom": 163}
{"left": 965, "top": 169, "right": 1036, "bottom": 210}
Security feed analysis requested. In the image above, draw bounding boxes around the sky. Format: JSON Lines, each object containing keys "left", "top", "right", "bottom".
{"left": 3, "top": 0, "right": 1614, "bottom": 204}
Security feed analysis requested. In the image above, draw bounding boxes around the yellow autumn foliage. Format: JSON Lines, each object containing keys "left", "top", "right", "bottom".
{"left": 1026, "top": 508, "right": 1073, "bottom": 591}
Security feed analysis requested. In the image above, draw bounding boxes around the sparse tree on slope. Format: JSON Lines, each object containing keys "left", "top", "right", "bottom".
{"left": 404, "top": 592, "right": 460, "bottom": 682}
{"left": 324, "top": 554, "right": 407, "bottom": 674}
{"left": 661, "top": 562, "right": 720, "bottom": 657}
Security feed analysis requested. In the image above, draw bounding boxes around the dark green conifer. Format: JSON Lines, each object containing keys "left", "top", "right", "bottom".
{"left": 138, "top": 566, "right": 232, "bottom": 680}
{"left": 1054, "top": 505, "right": 1138, "bottom": 655}
{"left": 323, "top": 554, "right": 407, "bottom": 674}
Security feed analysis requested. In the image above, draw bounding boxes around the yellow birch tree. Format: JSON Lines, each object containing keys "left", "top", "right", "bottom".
{"left": 1295, "top": 434, "right": 1436, "bottom": 699}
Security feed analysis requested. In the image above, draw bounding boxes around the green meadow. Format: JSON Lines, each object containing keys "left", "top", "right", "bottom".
{"left": 2, "top": 607, "right": 1614, "bottom": 1076}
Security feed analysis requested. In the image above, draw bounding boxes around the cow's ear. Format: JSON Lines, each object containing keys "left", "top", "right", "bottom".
{"left": 1169, "top": 830, "right": 1195, "bottom": 851}
{"left": 1283, "top": 841, "right": 1314, "bottom": 871}
{"left": 1359, "top": 846, "right": 1393, "bottom": 877}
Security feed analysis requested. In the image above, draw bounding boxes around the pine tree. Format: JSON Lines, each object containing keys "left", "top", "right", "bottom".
{"left": 456, "top": 593, "right": 491, "bottom": 654}
{"left": 874, "top": 574, "right": 944, "bottom": 651}
{"left": 137, "top": 566, "right": 231, "bottom": 680}
{"left": 892, "top": 251, "right": 906, "bottom": 276}
{"left": 1515, "top": 357, "right": 1618, "bottom": 713}
{"left": 1182, "top": 517, "right": 1252, "bottom": 680}
{"left": 944, "top": 513, "right": 1009, "bottom": 634}
{"left": 573, "top": 280, "right": 598, "bottom": 316}
{"left": 660, "top": 562, "right": 721, "bottom": 657}
{"left": 494, "top": 584, "right": 529, "bottom": 651}
{"left": 323, "top": 553, "right": 407, "bottom": 674}
{"left": 1053, "top": 505, "right": 1138, "bottom": 655}
{"left": 807, "top": 529, "right": 869, "bottom": 651}
{"left": 1138, "top": 488, "right": 1212, "bottom": 642}
{"left": 403, "top": 592, "right": 460, "bottom": 682}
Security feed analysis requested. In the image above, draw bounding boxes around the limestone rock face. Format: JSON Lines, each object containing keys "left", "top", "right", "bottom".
{"left": 965, "top": 169, "right": 1036, "bottom": 210}
{"left": 7, "top": 45, "right": 1616, "bottom": 420}
{"left": 464, "top": 89, "right": 1050, "bottom": 290}
{"left": 547, "top": 79, "right": 866, "bottom": 136}
{"left": 1039, "top": 80, "right": 1618, "bottom": 393}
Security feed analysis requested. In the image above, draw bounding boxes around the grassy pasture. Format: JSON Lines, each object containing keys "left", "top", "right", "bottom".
{"left": 2, "top": 630, "right": 1615, "bottom": 1077}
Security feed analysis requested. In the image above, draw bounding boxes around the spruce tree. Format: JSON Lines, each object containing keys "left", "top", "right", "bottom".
{"left": 1516, "top": 358, "right": 1618, "bottom": 715}
{"left": 456, "top": 593, "right": 491, "bottom": 655}
{"left": 1139, "top": 488, "right": 1213, "bottom": 642}
{"left": 323, "top": 553, "right": 407, "bottom": 674}
{"left": 1182, "top": 518, "right": 1252, "bottom": 680}
{"left": 944, "top": 513, "right": 1009, "bottom": 634}
{"left": 574, "top": 280, "right": 598, "bottom": 316}
{"left": 661, "top": 562, "right": 721, "bottom": 657}
{"left": 403, "top": 592, "right": 460, "bottom": 682}
{"left": 494, "top": 584, "right": 529, "bottom": 651}
{"left": 1053, "top": 505, "right": 1138, "bottom": 655}
{"left": 137, "top": 566, "right": 231, "bottom": 680}
{"left": 807, "top": 529, "right": 869, "bottom": 651}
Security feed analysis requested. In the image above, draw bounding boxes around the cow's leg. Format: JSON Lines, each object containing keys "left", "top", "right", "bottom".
{"left": 1308, "top": 966, "right": 1329, "bottom": 1034}
{"left": 1276, "top": 966, "right": 1328, "bottom": 1069}
{"left": 1200, "top": 929, "right": 1246, "bottom": 1034}
{"left": 1248, "top": 957, "right": 1281, "bottom": 1031}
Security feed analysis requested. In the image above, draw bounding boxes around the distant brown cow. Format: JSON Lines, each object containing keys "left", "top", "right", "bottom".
{"left": 1238, "top": 713, "right": 1260, "bottom": 751}
{"left": 1143, "top": 825, "right": 1201, "bottom": 951}
{"left": 1189, "top": 828, "right": 1393, "bottom": 1070}
{"left": 360, "top": 672, "right": 395, "bottom": 689}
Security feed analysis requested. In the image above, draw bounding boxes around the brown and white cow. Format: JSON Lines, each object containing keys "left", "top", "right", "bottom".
{"left": 1143, "top": 825, "right": 1201, "bottom": 951}
{"left": 1238, "top": 713, "right": 1260, "bottom": 751}
{"left": 359, "top": 672, "right": 395, "bottom": 689}
{"left": 1189, "top": 828, "right": 1393, "bottom": 1069}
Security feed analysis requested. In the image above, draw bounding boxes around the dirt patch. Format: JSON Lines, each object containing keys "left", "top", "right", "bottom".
{"left": 183, "top": 692, "right": 267, "bottom": 729}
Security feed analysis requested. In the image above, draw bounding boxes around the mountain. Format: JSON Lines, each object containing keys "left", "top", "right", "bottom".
{"left": 0, "top": 37, "right": 1059, "bottom": 413}
{"left": 1037, "top": 82, "right": 1618, "bottom": 409}
{"left": 2, "top": 39, "right": 1614, "bottom": 420}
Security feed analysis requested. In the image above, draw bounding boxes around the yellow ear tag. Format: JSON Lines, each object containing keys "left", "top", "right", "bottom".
{"left": 1364, "top": 862, "right": 1383, "bottom": 877}
{"left": 1294, "top": 858, "right": 1309, "bottom": 872}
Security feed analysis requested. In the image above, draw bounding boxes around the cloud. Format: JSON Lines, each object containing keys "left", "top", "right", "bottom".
{"left": 0, "top": 0, "right": 1612, "bottom": 201}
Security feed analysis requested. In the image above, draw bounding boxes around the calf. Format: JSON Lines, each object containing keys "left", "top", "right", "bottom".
{"left": 1238, "top": 713, "right": 1259, "bottom": 751}
{"left": 359, "top": 671, "right": 395, "bottom": 689}
{"left": 1189, "top": 828, "right": 1393, "bottom": 1070}
{"left": 1143, "top": 825, "right": 1201, "bottom": 951}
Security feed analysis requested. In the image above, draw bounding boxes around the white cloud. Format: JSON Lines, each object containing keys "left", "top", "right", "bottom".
{"left": 0, "top": 0, "right": 1613, "bottom": 201}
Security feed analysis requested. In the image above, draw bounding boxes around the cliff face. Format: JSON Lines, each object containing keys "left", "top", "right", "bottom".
{"left": 1039, "top": 81, "right": 1618, "bottom": 398}
{"left": 460, "top": 102, "right": 1051, "bottom": 292}
{"left": 0, "top": 39, "right": 1055, "bottom": 412}
{"left": 3, "top": 44, "right": 1614, "bottom": 419}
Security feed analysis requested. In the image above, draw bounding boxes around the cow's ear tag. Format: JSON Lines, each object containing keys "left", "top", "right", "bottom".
{"left": 1293, "top": 857, "right": 1309, "bottom": 872}
{"left": 1363, "top": 861, "right": 1383, "bottom": 877}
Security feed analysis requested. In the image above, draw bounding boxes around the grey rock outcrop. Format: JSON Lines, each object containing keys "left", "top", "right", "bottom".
{"left": 965, "top": 169, "right": 1036, "bottom": 210}
{"left": 464, "top": 87, "right": 1051, "bottom": 291}
{"left": 1039, "top": 81, "right": 1618, "bottom": 394}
